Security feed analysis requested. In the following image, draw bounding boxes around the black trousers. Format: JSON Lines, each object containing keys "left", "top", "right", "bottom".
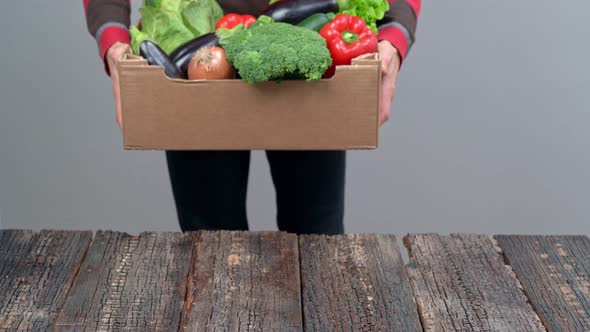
{"left": 165, "top": 151, "right": 346, "bottom": 235}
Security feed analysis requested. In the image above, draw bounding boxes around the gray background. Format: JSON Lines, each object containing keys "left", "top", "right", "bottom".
{"left": 0, "top": 1, "right": 588, "bottom": 235}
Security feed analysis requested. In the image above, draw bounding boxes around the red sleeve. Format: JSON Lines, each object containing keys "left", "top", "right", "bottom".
{"left": 84, "top": 0, "right": 131, "bottom": 75}
{"left": 377, "top": 0, "right": 421, "bottom": 65}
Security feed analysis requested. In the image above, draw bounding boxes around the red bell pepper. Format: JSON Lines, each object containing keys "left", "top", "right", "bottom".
{"left": 215, "top": 13, "right": 257, "bottom": 30}
{"left": 319, "top": 14, "right": 378, "bottom": 77}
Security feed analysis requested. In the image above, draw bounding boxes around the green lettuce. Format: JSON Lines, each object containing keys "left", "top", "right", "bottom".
{"left": 340, "top": 0, "right": 390, "bottom": 34}
{"left": 160, "top": 0, "right": 183, "bottom": 13}
{"left": 144, "top": 0, "right": 162, "bottom": 8}
{"left": 130, "top": 26, "right": 149, "bottom": 55}
{"left": 182, "top": 0, "right": 223, "bottom": 36}
{"left": 131, "top": 0, "right": 224, "bottom": 55}
{"left": 138, "top": 6, "right": 194, "bottom": 54}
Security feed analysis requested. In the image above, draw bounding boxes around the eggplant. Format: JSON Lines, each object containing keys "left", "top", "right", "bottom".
{"left": 261, "top": 0, "right": 339, "bottom": 25}
{"left": 169, "top": 33, "right": 220, "bottom": 76}
{"left": 139, "top": 41, "right": 185, "bottom": 79}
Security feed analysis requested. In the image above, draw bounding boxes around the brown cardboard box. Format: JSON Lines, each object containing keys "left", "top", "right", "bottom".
{"left": 117, "top": 52, "right": 381, "bottom": 150}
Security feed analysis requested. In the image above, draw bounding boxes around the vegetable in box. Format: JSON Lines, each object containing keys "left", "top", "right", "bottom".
{"left": 131, "top": 0, "right": 388, "bottom": 83}
{"left": 130, "top": 0, "right": 224, "bottom": 55}
{"left": 219, "top": 16, "right": 333, "bottom": 84}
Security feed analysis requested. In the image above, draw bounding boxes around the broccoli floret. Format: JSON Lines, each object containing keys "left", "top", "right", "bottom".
{"left": 219, "top": 16, "right": 332, "bottom": 84}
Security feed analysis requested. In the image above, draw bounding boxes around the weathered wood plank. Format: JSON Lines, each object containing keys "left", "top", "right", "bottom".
{"left": 0, "top": 230, "right": 92, "bottom": 332}
{"left": 299, "top": 233, "right": 422, "bottom": 332}
{"left": 496, "top": 235, "right": 590, "bottom": 331}
{"left": 54, "top": 231, "right": 193, "bottom": 332}
{"left": 404, "top": 234, "right": 545, "bottom": 332}
{"left": 180, "top": 230, "right": 302, "bottom": 331}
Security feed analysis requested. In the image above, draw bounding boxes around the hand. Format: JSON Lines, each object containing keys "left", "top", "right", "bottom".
{"left": 105, "top": 42, "right": 130, "bottom": 129}
{"left": 378, "top": 41, "right": 401, "bottom": 126}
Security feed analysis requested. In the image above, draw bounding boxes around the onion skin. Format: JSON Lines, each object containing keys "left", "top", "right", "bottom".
{"left": 187, "top": 46, "right": 235, "bottom": 80}
{"left": 170, "top": 33, "right": 220, "bottom": 75}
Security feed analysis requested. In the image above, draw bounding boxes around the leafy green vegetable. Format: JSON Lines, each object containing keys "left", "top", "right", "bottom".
{"left": 131, "top": 0, "right": 224, "bottom": 55}
{"left": 215, "top": 24, "right": 246, "bottom": 45}
{"left": 220, "top": 16, "right": 332, "bottom": 83}
{"left": 340, "top": 0, "right": 389, "bottom": 34}
{"left": 268, "top": 0, "right": 281, "bottom": 4}
{"left": 182, "top": 0, "right": 223, "bottom": 36}
{"left": 159, "top": 0, "right": 183, "bottom": 13}
{"left": 130, "top": 26, "right": 150, "bottom": 55}
{"left": 144, "top": 0, "right": 162, "bottom": 8}
{"left": 139, "top": 5, "right": 194, "bottom": 54}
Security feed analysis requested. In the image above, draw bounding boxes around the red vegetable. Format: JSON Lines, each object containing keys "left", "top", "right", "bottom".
{"left": 215, "top": 13, "right": 257, "bottom": 30}
{"left": 319, "top": 14, "right": 378, "bottom": 77}
{"left": 187, "top": 46, "right": 235, "bottom": 80}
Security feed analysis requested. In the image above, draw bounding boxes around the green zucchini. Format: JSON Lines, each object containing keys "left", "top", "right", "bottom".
{"left": 296, "top": 13, "right": 336, "bottom": 32}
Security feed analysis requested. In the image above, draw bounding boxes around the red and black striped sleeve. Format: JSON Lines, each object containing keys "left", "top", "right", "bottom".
{"left": 377, "top": 0, "right": 421, "bottom": 64}
{"left": 84, "top": 0, "right": 131, "bottom": 75}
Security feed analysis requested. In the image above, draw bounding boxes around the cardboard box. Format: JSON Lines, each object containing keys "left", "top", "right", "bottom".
{"left": 118, "top": 52, "right": 381, "bottom": 150}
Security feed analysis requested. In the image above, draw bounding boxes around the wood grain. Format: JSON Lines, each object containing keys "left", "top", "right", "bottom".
{"left": 299, "top": 233, "right": 422, "bottom": 331}
{"left": 180, "top": 230, "right": 302, "bottom": 332}
{"left": 496, "top": 235, "right": 590, "bottom": 331}
{"left": 54, "top": 231, "right": 193, "bottom": 332}
{"left": 0, "top": 230, "right": 92, "bottom": 332}
{"left": 404, "top": 233, "right": 545, "bottom": 332}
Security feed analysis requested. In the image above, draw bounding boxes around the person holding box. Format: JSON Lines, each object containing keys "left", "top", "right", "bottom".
{"left": 83, "top": 0, "right": 420, "bottom": 234}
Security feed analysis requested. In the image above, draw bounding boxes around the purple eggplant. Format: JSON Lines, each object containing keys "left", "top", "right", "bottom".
{"left": 140, "top": 41, "right": 185, "bottom": 79}
{"left": 261, "top": 0, "right": 340, "bottom": 25}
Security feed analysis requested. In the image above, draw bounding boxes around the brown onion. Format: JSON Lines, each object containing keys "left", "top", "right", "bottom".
{"left": 187, "top": 46, "right": 235, "bottom": 80}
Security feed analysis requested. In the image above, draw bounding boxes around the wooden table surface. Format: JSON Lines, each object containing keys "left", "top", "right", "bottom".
{"left": 0, "top": 230, "right": 588, "bottom": 331}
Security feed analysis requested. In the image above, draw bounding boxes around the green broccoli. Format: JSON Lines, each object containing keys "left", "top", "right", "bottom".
{"left": 218, "top": 16, "right": 332, "bottom": 84}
